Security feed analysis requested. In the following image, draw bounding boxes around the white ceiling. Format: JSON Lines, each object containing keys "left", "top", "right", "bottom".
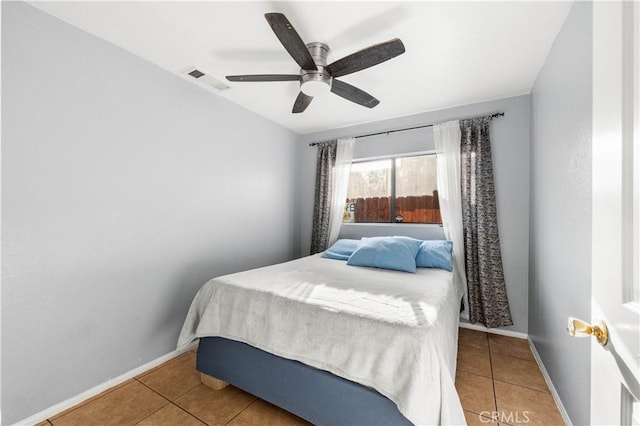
{"left": 29, "top": 1, "right": 573, "bottom": 135}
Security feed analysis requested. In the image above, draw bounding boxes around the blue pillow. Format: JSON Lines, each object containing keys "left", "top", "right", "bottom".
{"left": 392, "top": 236, "right": 424, "bottom": 255}
{"left": 416, "top": 240, "right": 453, "bottom": 271}
{"left": 363, "top": 236, "right": 423, "bottom": 257}
{"left": 347, "top": 237, "right": 419, "bottom": 273}
{"left": 322, "top": 239, "right": 360, "bottom": 260}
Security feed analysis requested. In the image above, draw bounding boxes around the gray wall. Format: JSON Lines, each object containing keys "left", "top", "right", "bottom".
{"left": 1, "top": 2, "right": 301, "bottom": 423}
{"left": 528, "top": 2, "right": 592, "bottom": 425}
{"left": 300, "top": 95, "right": 531, "bottom": 334}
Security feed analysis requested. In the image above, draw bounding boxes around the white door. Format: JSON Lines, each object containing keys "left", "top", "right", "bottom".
{"left": 591, "top": 1, "right": 640, "bottom": 424}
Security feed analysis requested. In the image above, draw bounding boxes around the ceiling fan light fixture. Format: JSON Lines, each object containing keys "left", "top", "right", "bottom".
{"left": 300, "top": 79, "right": 331, "bottom": 97}
{"left": 300, "top": 67, "right": 332, "bottom": 97}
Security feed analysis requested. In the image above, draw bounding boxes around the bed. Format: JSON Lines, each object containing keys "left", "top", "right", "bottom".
{"left": 177, "top": 250, "right": 465, "bottom": 425}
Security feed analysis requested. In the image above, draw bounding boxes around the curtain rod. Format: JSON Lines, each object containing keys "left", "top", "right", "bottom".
{"left": 308, "top": 112, "right": 505, "bottom": 147}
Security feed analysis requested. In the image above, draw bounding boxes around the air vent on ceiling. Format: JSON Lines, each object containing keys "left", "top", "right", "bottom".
{"left": 188, "top": 69, "right": 205, "bottom": 79}
{"left": 185, "top": 67, "right": 230, "bottom": 91}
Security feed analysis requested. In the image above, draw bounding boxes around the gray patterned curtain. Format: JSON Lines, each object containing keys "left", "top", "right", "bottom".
{"left": 310, "top": 141, "right": 337, "bottom": 254}
{"left": 460, "top": 117, "right": 513, "bottom": 328}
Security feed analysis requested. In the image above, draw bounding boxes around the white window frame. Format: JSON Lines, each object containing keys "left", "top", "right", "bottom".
{"left": 347, "top": 150, "right": 440, "bottom": 225}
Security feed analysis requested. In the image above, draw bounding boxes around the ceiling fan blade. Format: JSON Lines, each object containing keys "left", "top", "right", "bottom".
{"left": 226, "top": 74, "right": 300, "bottom": 82}
{"left": 331, "top": 79, "right": 380, "bottom": 109}
{"left": 326, "top": 38, "right": 405, "bottom": 78}
{"left": 264, "top": 13, "right": 317, "bottom": 71}
{"left": 292, "top": 92, "right": 313, "bottom": 113}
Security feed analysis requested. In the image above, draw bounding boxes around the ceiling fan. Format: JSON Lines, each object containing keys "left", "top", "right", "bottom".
{"left": 226, "top": 13, "right": 406, "bottom": 114}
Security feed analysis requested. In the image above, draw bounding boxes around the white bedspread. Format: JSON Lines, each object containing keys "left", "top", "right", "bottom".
{"left": 178, "top": 254, "right": 465, "bottom": 425}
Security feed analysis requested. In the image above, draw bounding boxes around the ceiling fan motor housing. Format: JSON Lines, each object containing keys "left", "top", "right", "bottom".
{"left": 300, "top": 42, "right": 331, "bottom": 97}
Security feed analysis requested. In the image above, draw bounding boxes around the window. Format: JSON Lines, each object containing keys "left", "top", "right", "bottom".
{"left": 343, "top": 154, "right": 441, "bottom": 224}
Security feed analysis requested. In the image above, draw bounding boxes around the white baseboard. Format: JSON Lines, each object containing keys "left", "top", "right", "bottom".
{"left": 14, "top": 343, "right": 197, "bottom": 426}
{"left": 528, "top": 340, "right": 572, "bottom": 426}
{"left": 459, "top": 321, "right": 529, "bottom": 339}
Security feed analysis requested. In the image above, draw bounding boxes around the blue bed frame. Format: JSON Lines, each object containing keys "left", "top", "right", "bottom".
{"left": 197, "top": 337, "right": 412, "bottom": 425}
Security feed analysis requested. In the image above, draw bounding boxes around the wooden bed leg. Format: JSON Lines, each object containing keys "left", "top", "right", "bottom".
{"left": 200, "top": 372, "right": 229, "bottom": 390}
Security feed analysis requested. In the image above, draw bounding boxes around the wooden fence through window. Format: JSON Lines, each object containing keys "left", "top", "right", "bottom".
{"left": 347, "top": 190, "right": 441, "bottom": 224}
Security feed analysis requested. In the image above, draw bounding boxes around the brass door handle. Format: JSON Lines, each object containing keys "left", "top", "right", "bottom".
{"left": 567, "top": 317, "right": 609, "bottom": 346}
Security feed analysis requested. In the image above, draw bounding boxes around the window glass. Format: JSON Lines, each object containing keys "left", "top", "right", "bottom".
{"left": 343, "top": 154, "right": 440, "bottom": 224}
{"left": 395, "top": 155, "right": 440, "bottom": 224}
{"left": 345, "top": 160, "right": 392, "bottom": 223}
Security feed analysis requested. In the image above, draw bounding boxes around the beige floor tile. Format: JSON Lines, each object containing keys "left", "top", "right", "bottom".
{"left": 175, "top": 384, "right": 256, "bottom": 425}
{"left": 136, "top": 350, "right": 195, "bottom": 380}
{"left": 136, "top": 403, "right": 206, "bottom": 426}
{"left": 494, "top": 381, "right": 564, "bottom": 426}
{"left": 491, "top": 353, "right": 549, "bottom": 393}
{"left": 489, "top": 334, "right": 535, "bottom": 362}
{"left": 50, "top": 380, "right": 134, "bottom": 421}
{"left": 138, "top": 351, "right": 201, "bottom": 400}
{"left": 51, "top": 380, "right": 168, "bottom": 426}
{"left": 457, "top": 343, "right": 492, "bottom": 378}
{"left": 227, "top": 399, "right": 310, "bottom": 426}
{"left": 36, "top": 421, "right": 51, "bottom": 426}
{"left": 459, "top": 328, "right": 490, "bottom": 352}
{"left": 465, "top": 410, "right": 497, "bottom": 425}
{"left": 456, "top": 370, "right": 496, "bottom": 415}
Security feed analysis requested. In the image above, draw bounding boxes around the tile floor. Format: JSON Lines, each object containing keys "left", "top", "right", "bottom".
{"left": 456, "top": 328, "right": 564, "bottom": 426}
{"left": 38, "top": 329, "right": 564, "bottom": 426}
